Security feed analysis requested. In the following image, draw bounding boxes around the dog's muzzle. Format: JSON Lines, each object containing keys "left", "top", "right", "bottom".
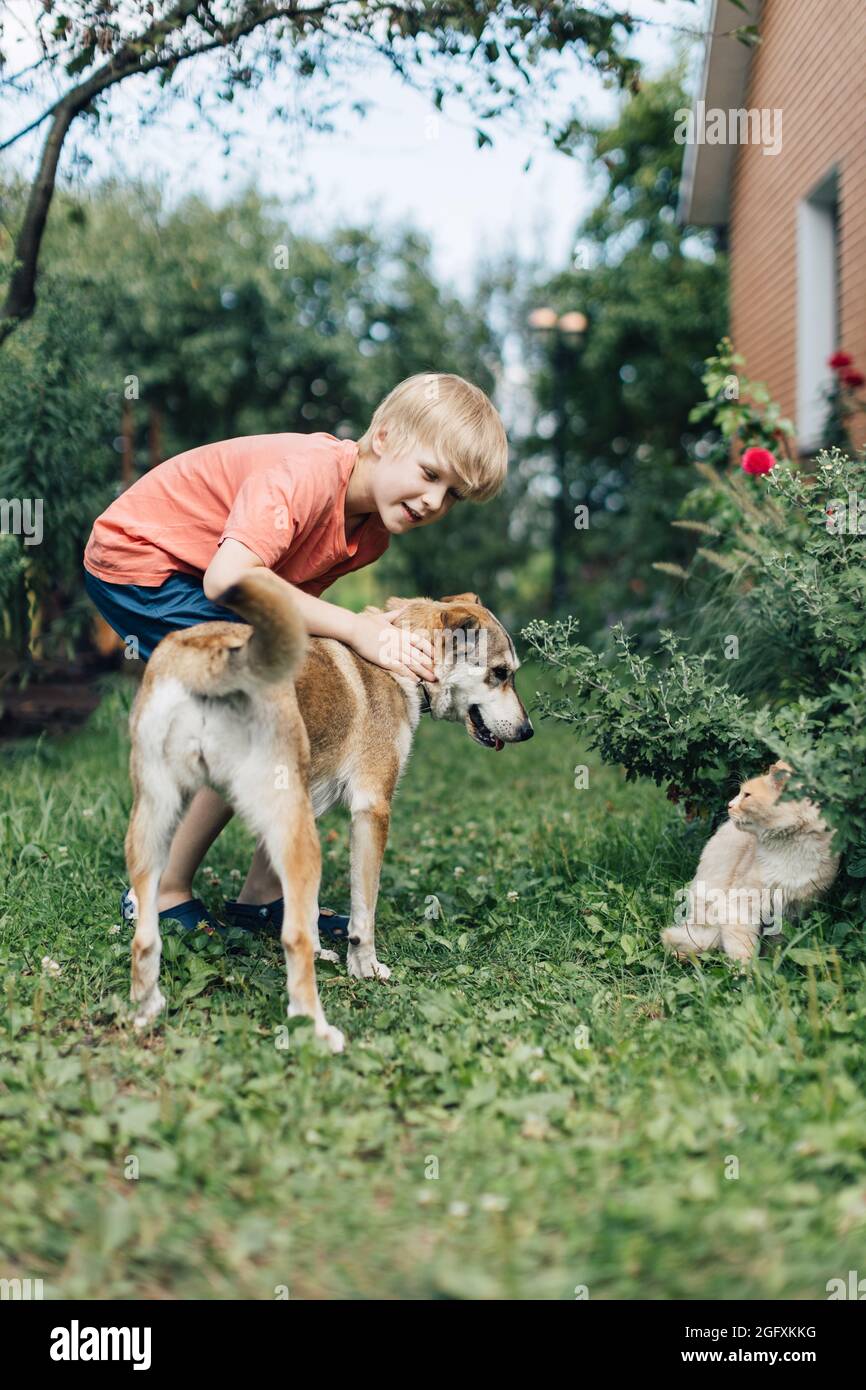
{"left": 467, "top": 703, "right": 534, "bottom": 750}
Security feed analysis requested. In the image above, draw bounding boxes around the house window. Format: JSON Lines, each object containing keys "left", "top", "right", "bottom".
{"left": 797, "top": 169, "right": 839, "bottom": 452}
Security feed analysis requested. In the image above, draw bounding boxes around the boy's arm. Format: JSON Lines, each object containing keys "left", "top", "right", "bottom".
{"left": 204, "top": 539, "right": 354, "bottom": 641}
{"left": 203, "top": 539, "right": 436, "bottom": 682}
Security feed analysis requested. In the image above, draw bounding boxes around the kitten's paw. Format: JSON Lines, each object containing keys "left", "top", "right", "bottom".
{"left": 662, "top": 926, "right": 699, "bottom": 959}
{"left": 662, "top": 925, "right": 718, "bottom": 958}
{"left": 722, "top": 933, "right": 760, "bottom": 963}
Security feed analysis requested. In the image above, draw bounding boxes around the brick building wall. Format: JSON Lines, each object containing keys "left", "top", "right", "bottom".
{"left": 730, "top": 0, "right": 866, "bottom": 451}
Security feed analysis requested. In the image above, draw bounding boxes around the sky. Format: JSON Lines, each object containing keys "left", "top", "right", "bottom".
{"left": 1, "top": 1, "right": 708, "bottom": 297}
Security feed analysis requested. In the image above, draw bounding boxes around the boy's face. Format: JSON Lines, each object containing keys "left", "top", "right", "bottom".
{"left": 370, "top": 429, "right": 465, "bottom": 533}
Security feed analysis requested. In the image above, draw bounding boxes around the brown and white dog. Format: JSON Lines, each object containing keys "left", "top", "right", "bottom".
{"left": 125, "top": 571, "right": 534, "bottom": 1051}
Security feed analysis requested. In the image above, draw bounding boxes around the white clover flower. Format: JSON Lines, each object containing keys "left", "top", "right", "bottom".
{"left": 479, "top": 1193, "right": 509, "bottom": 1213}
{"left": 506, "top": 890, "right": 519, "bottom": 901}
{"left": 41, "top": 956, "right": 62, "bottom": 977}
{"left": 453, "top": 866, "right": 465, "bottom": 878}
{"left": 82, "top": 808, "right": 95, "bottom": 819}
{"left": 108, "top": 924, "right": 121, "bottom": 935}
{"left": 529, "top": 1067, "right": 547, "bottom": 1084}
{"left": 57, "top": 846, "right": 68, "bottom": 855}
{"left": 448, "top": 1200, "right": 470, "bottom": 1218}
{"left": 416, "top": 1188, "right": 436, "bottom": 1206}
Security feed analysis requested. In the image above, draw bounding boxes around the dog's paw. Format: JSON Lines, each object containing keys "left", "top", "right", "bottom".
{"left": 287, "top": 1004, "right": 346, "bottom": 1052}
{"left": 318, "top": 1023, "right": 346, "bottom": 1054}
{"left": 347, "top": 948, "right": 391, "bottom": 981}
{"left": 131, "top": 987, "right": 165, "bottom": 1030}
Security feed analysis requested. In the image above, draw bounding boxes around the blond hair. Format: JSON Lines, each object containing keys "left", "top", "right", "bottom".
{"left": 356, "top": 372, "right": 508, "bottom": 503}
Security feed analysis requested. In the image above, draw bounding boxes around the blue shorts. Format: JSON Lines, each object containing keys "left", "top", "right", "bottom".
{"left": 83, "top": 568, "right": 244, "bottom": 662}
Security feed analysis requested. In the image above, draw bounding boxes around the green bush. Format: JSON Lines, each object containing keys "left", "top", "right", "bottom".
{"left": 523, "top": 447, "right": 866, "bottom": 865}
{"left": 0, "top": 276, "right": 115, "bottom": 667}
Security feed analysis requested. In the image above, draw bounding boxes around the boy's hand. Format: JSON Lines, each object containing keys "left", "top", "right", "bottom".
{"left": 349, "top": 609, "right": 438, "bottom": 684}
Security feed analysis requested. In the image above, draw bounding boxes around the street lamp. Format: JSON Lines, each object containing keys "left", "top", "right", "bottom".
{"left": 528, "top": 306, "right": 588, "bottom": 613}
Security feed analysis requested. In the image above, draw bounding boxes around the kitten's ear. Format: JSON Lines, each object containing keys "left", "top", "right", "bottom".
{"left": 769, "top": 760, "right": 793, "bottom": 786}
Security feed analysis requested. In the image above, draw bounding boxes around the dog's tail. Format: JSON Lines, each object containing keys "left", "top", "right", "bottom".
{"left": 217, "top": 569, "right": 308, "bottom": 686}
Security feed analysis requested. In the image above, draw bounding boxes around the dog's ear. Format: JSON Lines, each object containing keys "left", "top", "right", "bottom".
{"left": 441, "top": 605, "right": 479, "bottom": 631}
{"left": 440, "top": 592, "right": 481, "bottom": 606}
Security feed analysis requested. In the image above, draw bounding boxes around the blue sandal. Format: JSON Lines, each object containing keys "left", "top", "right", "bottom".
{"left": 120, "top": 889, "right": 224, "bottom": 937}
{"left": 223, "top": 898, "right": 350, "bottom": 943}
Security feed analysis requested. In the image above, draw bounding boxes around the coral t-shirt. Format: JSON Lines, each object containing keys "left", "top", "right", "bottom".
{"left": 83, "top": 432, "right": 390, "bottom": 596}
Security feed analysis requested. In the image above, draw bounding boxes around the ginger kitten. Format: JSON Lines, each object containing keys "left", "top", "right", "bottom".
{"left": 662, "top": 761, "right": 839, "bottom": 962}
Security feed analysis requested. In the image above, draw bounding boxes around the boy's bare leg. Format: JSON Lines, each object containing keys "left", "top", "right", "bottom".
{"left": 237, "top": 840, "right": 282, "bottom": 905}
{"left": 157, "top": 786, "right": 234, "bottom": 912}
{"left": 156, "top": 790, "right": 281, "bottom": 912}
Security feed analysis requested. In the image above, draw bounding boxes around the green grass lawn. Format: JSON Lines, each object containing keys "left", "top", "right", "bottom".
{"left": 2, "top": 665, "right": 865, "bottom": 1300}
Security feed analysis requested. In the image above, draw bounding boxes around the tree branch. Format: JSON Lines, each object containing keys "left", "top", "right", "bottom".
{"left": 0, "top": 0, "right": 319, "bottom": 340}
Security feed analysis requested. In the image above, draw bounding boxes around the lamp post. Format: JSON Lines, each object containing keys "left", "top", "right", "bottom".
{"left": 528, "top": 307, "right": 588, "bottom": 613}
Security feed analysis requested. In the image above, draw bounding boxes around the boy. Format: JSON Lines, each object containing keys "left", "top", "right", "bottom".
{"left": 83, "top": 372, "right": 508, "bottom": 938}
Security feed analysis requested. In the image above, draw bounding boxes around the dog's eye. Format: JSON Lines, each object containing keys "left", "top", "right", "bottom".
{"left": 492, "top": 666, "right": 509, "bottom": 681}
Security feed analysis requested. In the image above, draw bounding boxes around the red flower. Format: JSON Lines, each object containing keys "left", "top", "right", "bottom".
{"left": 841, "top": 368, "right": 866, "bottom": 389}
{"left": 741, "top": 447, "right": 776, "bottom": 475}
{"left": 829, "top": 351, "right": 853, "bottom": 369}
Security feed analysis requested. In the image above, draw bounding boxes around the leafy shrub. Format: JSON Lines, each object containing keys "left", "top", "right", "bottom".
{"left": 523, "top": 447, "right": 866, "bottom": 864}
{"left": 687, "top": 336, "right": 795, "bottom": 469}
{"left": 0, "top": 276, "right": 115, "bottom": 667}
{"left": 822, "top": 350, "right": 866, "bottom": 452}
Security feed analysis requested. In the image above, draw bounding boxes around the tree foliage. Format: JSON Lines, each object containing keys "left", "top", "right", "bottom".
{"left": 515, "top": 66, "right": 726, "bottom": 627}
{"left": 0, "top": 276, "right": 115, "bottom": 664}
{"left": 1, "top": 0, "right": 654, "bottom": 341}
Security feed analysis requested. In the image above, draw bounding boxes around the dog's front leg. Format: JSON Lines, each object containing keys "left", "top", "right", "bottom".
{"left": 347, "top": 801, "right": 391, "bottom": 981}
